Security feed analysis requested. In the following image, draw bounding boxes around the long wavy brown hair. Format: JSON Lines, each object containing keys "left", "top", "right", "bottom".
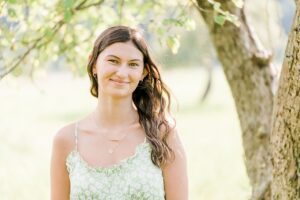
{"left": 87, "top": 25, "right": 175, "bottom": 168}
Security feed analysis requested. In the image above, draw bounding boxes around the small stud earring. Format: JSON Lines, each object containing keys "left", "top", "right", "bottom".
{"left": 93, "top": 73, "right": 97, "bottom": 80}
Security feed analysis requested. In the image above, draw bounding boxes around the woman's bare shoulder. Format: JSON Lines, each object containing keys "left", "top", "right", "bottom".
{"left": 52, "top": 122, "right": 77, "bottom": 157}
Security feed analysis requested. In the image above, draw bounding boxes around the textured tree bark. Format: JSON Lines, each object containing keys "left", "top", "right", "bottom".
{"left": 271, "top": 1, "right": 300, "bottom": 199}
{"left": 195, "top": 1, "right": 275, "bottom": 199}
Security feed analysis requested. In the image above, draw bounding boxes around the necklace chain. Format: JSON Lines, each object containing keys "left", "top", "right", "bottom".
{"left": 91, "top": 112, "right": 131, "bottom": 154}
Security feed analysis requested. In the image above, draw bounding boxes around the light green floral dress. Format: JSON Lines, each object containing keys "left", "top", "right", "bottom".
{"left": 66, "top": 123, "right": 166, "bottom": 200}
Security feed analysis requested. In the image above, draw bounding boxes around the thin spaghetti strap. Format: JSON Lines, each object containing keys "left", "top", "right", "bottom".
{"left": 75, "top": 122, "right": 78, "bottom": 152}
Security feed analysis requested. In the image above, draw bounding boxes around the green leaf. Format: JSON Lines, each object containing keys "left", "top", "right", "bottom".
{"left": 232, "top": 0, "right": 244, "bottom": 8}
{"left": 213, "top": 2, "right": 221, "bottom": 11}
{"left": 62, "top": 0, "right": 74, "bottom": 22}
{"left": 63, "top": 0, "right": 74, "bottom": 9}
{"left": 166, "top": 35, "right": 180, "bottom": 54}
{"left": 7, "top": 0, "right": 17, "bottom": 4}
{"left": 184, "top": 18, "right": 196, "bottom": 31}
{"left": 214, "top": 14, "right": 226, "bottom": 26}
{"left": 44, "top": 27, "right": 53, "bottom": 38}
{"left": 8, "top": 8, "right": 17, "bottom": 17}
{"left": 64, "top": 9, "right": 72, "bottom": 22}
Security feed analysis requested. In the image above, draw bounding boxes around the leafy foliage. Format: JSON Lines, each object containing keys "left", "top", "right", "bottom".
{"left": 208, "top": 0, "right": 242, "bottom": 26}
{"left": 0, "top": 0, "right": 198, "bottom": 79}
{"left": 0, "top": 0, "right": 242, "bottom": 79}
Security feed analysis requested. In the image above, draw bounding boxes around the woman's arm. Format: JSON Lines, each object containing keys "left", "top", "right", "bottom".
{"left": 50, "top": 126, "right": 73, "bottom": 200}
{"left": 162, "top": 128, "right": 189, "bottom": 200}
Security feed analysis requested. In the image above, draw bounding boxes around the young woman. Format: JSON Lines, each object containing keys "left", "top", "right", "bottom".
{"left": 50, "top": 25, "right": 188, "bottom": 200}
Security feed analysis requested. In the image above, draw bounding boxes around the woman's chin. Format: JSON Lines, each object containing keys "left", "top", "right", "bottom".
{"left": 99, "top": 87, "right": 135, "bottom": 99}
{"left": 106, "top": 91, "right": 132, "bottom": 99}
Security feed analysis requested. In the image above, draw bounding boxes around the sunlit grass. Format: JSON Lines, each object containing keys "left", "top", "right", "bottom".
{"left": 0, "top": 67, "right": 251, "bottom": 199}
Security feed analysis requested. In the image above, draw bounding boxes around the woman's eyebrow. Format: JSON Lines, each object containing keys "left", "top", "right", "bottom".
{"left": 105, "top": 55, "right": 120, "bottom": 59}
{"left": 105, "top": 55, "right": 142, "bottom": 62}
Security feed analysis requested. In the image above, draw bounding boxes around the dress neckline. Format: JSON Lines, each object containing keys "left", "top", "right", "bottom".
{"left": 66, "top": 138, "right": 149, "bottom": 173}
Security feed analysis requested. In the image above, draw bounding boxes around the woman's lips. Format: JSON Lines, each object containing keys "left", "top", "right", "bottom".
{"left": 110, "top": 79, "right": 129, "bottom": 85}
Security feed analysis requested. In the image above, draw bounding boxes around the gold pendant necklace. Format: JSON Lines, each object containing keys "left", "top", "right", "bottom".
{"left": 106, "top": 134, "right": 128, "bottom": 154}
{"left": 91, "top": 112, "right": 131, "bottom": 154}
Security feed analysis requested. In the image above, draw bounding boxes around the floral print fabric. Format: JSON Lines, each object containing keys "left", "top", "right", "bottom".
{"left": 66, "top": 137, "right": 165, "bottom": 200}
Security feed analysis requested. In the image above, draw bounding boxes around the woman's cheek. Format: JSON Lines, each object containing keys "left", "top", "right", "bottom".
{"left": 132, "top": 69, "right": 144, "bottom": 78}
{"left": 100, "top": 65, "right": 116, "bottom": 76}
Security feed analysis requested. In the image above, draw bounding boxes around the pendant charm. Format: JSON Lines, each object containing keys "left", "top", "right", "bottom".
{"left": 108, "top": 149, "right": 113, "bottom": 154}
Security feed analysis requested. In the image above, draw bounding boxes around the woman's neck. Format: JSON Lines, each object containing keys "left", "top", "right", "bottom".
{"left": 94, "top": 96, "right": 139, "bottom": 129}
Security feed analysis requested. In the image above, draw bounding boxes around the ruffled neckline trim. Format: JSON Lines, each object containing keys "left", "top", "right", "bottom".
{"left": 66, "top": 139, "right": 150, "bottom": 173}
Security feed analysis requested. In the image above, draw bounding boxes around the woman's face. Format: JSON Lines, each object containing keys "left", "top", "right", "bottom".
{"left": 93, "top": 41, "right": 146, "bottom": 98}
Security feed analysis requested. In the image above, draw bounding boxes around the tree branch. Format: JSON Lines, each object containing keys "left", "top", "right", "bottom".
{"left": 0, "top": 21, "right": 64, "bottom": 80}
{"left": 75, "top": 0, "right": 89, "bottom": 10}
{"left": 75, "top": 0, "right": 104, "bottom": 10}
{"left": 0, "top": 0, "right": 105, "bottom": 80}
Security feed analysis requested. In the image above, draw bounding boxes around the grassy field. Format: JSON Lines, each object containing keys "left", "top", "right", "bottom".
{"left": 0, "top": 67, "right": 251, "bottom": 199}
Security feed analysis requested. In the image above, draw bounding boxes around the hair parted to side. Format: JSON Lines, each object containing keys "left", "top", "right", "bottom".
{"left": 87, "top": 25, "right": 176, "bottom": 168}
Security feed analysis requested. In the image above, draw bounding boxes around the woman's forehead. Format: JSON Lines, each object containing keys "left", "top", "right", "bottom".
{"left": 100, "top": 41, "right": 143, "bottom": 60}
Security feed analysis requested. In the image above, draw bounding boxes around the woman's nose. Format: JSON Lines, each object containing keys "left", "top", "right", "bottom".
{"left": 115, "top": 64, "right": 128, "bottom": 77}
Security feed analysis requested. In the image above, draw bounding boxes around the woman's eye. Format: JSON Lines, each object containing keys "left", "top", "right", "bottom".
{"left": 108, "top": 59, "right": 118, "bottom": 64}
{"left": 129, "top": 63, "right": 139, "bottom": 67}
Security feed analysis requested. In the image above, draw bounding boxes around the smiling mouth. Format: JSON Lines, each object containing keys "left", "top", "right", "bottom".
{"left": 110, "top": 79, "right": 130, "bottom": 84}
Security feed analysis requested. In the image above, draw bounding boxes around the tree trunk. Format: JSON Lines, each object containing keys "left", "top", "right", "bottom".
{"left": 271, "top": 1, "right": 300, "bottom": 199}
{"left": 195, "top": 1, "right": 275, "bottom": 199}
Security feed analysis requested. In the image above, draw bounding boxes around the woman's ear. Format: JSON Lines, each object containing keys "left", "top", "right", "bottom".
{"left": 93, "top": 67, "right": 97, "bottom": 75}
{"left": 90, "top": 53, "right": 97, "bottom": 74}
